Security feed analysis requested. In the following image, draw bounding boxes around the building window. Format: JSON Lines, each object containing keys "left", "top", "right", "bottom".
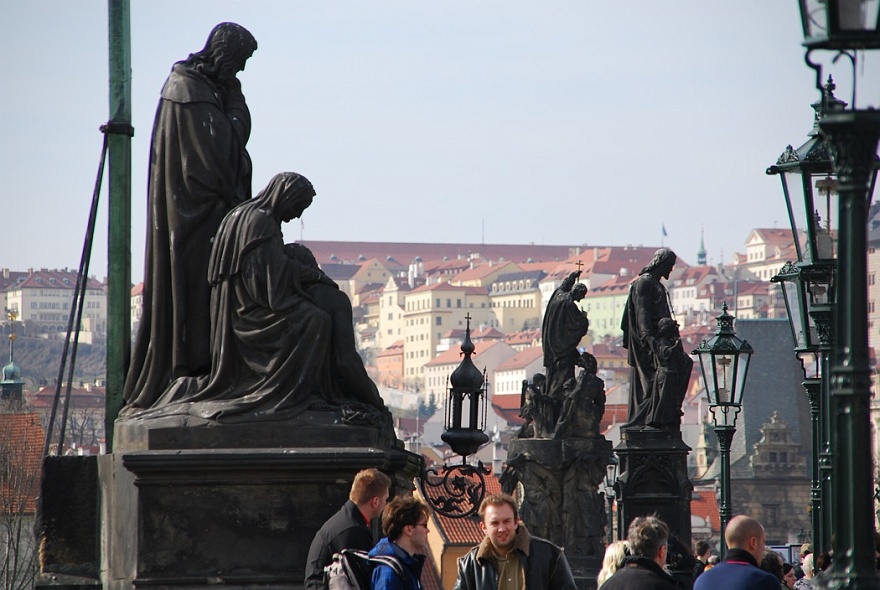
{"left": 436, "top": 317, "right": 442, "bottom": 326}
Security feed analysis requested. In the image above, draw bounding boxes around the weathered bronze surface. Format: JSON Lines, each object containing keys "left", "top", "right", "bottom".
{"left": 620, "top": 248, "right": 692, "bottom": 430}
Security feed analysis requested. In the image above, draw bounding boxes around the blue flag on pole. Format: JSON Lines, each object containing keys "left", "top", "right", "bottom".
{"left": 662, "top": 223, "right": 668, "bottom": 237}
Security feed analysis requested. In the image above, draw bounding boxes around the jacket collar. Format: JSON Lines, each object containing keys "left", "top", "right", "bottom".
{"left": 724, "top": 548, "right": 759, "bottom": 567}
{"left": 476, "top": 523, "right": 532, "bottom": 563}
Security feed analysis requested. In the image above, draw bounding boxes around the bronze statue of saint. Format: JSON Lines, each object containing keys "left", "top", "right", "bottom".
{"left": 541, "top": 270, "right": 589, "bottom": 400}
{"left": 620, "top": 248, "right": 691, "bottom": 429}
{"left": 124, "top": 23, "right": 257, "bottom": 410}
{"left": 132, "top": 173, "right": 389, "bottom": 422}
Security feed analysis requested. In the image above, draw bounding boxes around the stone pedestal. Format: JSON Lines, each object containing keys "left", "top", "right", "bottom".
{"left": 614, "top": 428, "right": 692, "bottom": 573}
{"left": 38, "top": 413, "right": 419, "bottom": 590}
{"left": 505, "top": 437, "right": 612, "bottom": 590}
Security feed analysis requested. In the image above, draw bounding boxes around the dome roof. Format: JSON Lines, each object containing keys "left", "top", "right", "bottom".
{"left": 1, "top": 361, "right": 22, "bottom": 383}
{"left": 449, "top": 324, "right": 484, "bottom": 391}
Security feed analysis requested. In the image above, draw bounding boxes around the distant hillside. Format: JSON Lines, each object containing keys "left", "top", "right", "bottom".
{"left": 7, "top": 336, "right": 106, "bottom": 392}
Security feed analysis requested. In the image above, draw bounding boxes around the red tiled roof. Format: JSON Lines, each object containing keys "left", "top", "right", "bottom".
{"left": 425, "top": 340, "right": 507, "bottom": 367}
{"left": 504, "top": 330, "right": 541, "bottom": 345}
{"left": 28, "top": 385, "right": 106, "bottom": 410}
{"left": 298, "top": 241, "right": 581, "bottom": 266}
{"left": 14, "top": 269, "right": 103, "bottom": 291}
{"left": 0, "top": 413, "right": 44, "bottom": 514}
{"left": 131, "top": 282, "right": 144, "bottom": 296}
{"left": 691, "top": 488, "right": 720, "bottom": 532}
{"left": 495, "top": 346, "right": 542, "bottom": 372}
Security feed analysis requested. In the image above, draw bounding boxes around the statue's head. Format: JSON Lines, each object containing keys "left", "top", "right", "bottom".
{"left": 257, "top": 172, "right": 315, "bottom": 222}
{"left": 186, "top": 22, "right": 258, "bottom": 81}
{"left": 572, "top": 283, "right": 588, "bottom": 301}
{"left": 578, "top": 351, "right": 598, "bottom": 374}
{"left": 641, "top": 248, "right": 676, "bottom": 279}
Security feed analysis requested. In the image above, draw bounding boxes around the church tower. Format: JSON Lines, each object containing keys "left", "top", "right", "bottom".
{"left": 696, "top": 226, "right": 707, "bottom": 266}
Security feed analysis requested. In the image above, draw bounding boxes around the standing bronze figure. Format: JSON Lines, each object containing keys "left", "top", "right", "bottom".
{"left": 124, "top": 23, "right": 257, "bottom": 409}
{"left": 620, "top": 248, "right": 692, "bottom": 430}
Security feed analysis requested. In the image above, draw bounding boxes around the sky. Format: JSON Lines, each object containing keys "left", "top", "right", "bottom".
{"left": 4, "top": 2, "right": 880, "bottom": 282}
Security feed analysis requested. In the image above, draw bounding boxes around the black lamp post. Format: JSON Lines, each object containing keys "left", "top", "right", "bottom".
{"left": 603, "top": 457, "right": 618, "bottom": 545}
{"left": 693, "top": 304, "right": 753, "bottom": 559}
{"left": 793, "top": 3, "right": 880, "bottom": 589}
{"left": 422, "top": 314, "right": 491, "bottom": 519}
{"left": 767, "top": 83, "right": 841, "bottom": 553}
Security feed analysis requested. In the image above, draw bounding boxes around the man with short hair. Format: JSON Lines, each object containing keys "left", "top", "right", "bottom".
{"left": 304, "top": 468, "right": 392, "bottom": 590}
{"left": 369, "top": 497, "right": 430, "bottom": 590}
{"left": 453, "top": 493, "right": 576, "bottom": 590}
{"left": 694, "top": 540, "right": 712, "bottom": 581}
{"left": 693, "top": 515, "right": 780, "bottom": 590}
{"left": 601, "top": 515, "right": 681, "bottom": 590}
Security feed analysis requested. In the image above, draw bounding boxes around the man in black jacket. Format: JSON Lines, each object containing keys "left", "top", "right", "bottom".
{"left": 304, "top": 468, "right": 391, "bottom": 590}
{"left": 453, "top": 493, "right": 576, "bottom": 590}
{"left": 601, "top": 516, "right": 682, "bottom": 590}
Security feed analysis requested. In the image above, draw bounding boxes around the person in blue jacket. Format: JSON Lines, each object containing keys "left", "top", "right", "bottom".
{"left": 694, "top": 515, "right": 780, "bottom": 590}
{"left": 370, "top": 497, "right": 429, "bottom": 590}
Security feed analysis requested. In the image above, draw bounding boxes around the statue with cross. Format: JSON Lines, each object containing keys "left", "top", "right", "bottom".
{"left": 541, "top": 263, "right": 590, "bottom": 404}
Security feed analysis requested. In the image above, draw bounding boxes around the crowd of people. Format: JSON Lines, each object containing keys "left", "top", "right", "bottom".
{"left": 307, "top": 469, "right": 864, "bottom": 590}
{"left": 595, "top": 515, "right": 827, "bottom": 590}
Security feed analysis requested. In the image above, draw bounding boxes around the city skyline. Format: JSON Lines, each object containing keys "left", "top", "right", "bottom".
{"left": 5, "top": 2, "right": 880, "bottom": 281}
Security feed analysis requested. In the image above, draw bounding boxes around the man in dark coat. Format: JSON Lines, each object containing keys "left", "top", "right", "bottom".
{"left": 542, "top": 270, "right": 589, "bottom": 402}
{"left": 694, "top": 515, "right": 780, "bottom": 590}
{"left": 601, "top": 515, "right": 682, "bottom": 590}
{"left": 124, "top": 22, "right": 257, "bottom": 410}
{"left": 304, "top": 468, "right": 391, "bottom": 590}
{"left": 453, "top": 493, "right": 576, "bottom": 590}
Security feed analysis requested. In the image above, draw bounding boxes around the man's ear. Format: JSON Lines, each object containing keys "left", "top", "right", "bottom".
{"left": 479, "top": 521, "right": 487, "bottom": 534}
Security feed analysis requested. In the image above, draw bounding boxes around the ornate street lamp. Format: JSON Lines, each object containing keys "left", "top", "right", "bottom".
{"left": 771, "top": 259, "right": 833, "bottom": 551}
{"left": 792, "top": 4, "right": 880, "bottom": 589}
{"left": 603, "top": 457, "right": 619, "bottom": 545}
{"left": 693, "top": 304, "right": 753, "bottom": 558}
{"left": 421, "top": 314, "right": 490, "bottom": 518}
{"left": 767, "top": 78, "right": 844, "bottom": 267}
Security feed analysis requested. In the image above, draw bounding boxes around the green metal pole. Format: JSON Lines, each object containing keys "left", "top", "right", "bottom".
{"left": 716, "top": 426, "right": 734, "bottom": 560}
{"left": 802, "top": 378, "right": 822, "bottom": 549}
{"left": 815, "top": 110, "right": 880, "bottom": 590}
{"left": 104, "top": 0, "right": 132, "bottom": 452}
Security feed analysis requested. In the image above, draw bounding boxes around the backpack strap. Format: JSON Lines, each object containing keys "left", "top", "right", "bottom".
{"left": 368, "top": 554, "right": 404, "bottom": 579}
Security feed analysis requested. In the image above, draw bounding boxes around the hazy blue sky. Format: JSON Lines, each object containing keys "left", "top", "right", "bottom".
{"left": 4, "top": 2, "right": 879, "bottom": 281}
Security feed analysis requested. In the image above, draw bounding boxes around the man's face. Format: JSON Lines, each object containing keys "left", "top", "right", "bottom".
{"left": 368, "top": 489, "right": 390, "bottom": 520}
{"left": 409, "top": 516, "right": 430, "bottom": 553}
{"left": 783, "top": 568, "right": 796, "bottom": 588}
{"left": 660, "top": 258, "right": 675, "bottom": 280}
{"left": 480, "top": 503, "right": 517, "bottom": 554}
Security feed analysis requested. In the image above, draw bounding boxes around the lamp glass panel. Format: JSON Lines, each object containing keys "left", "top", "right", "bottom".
{"left": 780, "top": 172, "right": 806, "bottom": 262}
{"left": 781, "top": 279, "right": 808, "bottom": 348}
{"left": 714, "top": 353, "right": 735, "bottom": 404}
{"left": 733, "top": 352, "right": 751, "bottom": 406}
{"left": 801, "top": 0, "right": 829, "bottom": 40}
{"left": 698, "top": 352, "right": 716, "bottom": 404}
{"left": 836, "top": 0, "right": 879, "bottom": 30}
{"left": 811, "top": 176, "right": 839, "bottom": 260}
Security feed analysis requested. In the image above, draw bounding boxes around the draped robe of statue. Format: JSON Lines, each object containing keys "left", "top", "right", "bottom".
{"left": 124, "top": 61, "right": 253, "bottom": 410}
{"left": 129, "top": 173, "right": 388, "bottom": 423}
{"left": 620, "top": 271, "right": 687, "bottom": 428}
{"left": 542, "top": 273, "right": 589, "bottom": 399}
